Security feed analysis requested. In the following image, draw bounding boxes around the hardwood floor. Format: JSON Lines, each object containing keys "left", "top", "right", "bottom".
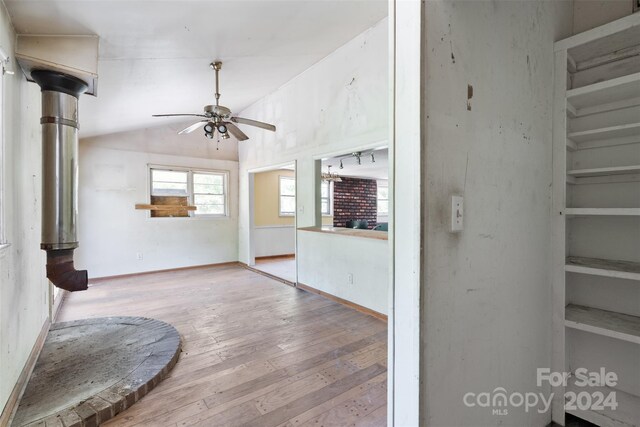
{"left": 57, "top": 264, "right": 387, "bottom": 426}
{"left": 254, "top": 256, "right": 297, "bottom": 284}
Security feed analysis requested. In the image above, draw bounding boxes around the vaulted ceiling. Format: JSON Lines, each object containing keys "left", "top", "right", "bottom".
{"left": 5, "top": 0, "right": 387, "bottom": 138}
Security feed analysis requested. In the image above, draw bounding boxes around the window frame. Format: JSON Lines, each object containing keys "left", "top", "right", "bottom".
{"left": 278, "top": 175, "right": 296, "bottom": 217}
{"left": 377, "top": 182, "right": 389, "bottom": 217}
{"left": 320, "top": 180, "right": 333, "bottom": 216}
{"left": 148, "top": 165, "right": 229, "bottom": 219}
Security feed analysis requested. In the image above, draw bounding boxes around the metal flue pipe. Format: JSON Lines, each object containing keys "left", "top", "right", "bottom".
{"left": 31, "top": 70, "right": 89, "bottom": 292}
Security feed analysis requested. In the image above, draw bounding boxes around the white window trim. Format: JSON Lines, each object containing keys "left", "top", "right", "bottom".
{"left": 377, "top": 182, "right": 389, "bottom": 217}
{"left": 148, "top": 164, "right": 230, "bottom": 219}
{"left": 320, "top": 180, "right": 333, "bottom": 217}
{"left": 278, "top": 175, "right": 295, "bottom": 217}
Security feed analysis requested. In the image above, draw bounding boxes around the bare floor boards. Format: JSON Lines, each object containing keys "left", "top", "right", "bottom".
{"left": 58, "top": 264, "right": 387, "bottom": 426}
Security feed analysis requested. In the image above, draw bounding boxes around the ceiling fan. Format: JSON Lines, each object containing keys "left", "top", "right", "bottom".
{"left": 152, "top": 61, "right": 276, "bottom": 141}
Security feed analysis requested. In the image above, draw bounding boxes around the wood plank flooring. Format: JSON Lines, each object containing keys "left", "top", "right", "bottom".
{"left": 254, "top": 256, "right": 297, "bottom": 284}
{"left": 57, "top": 264, "right": 387, "bottom": 426}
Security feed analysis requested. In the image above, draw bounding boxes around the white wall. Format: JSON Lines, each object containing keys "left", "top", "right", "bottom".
{"left": 298, "top": 231, "right": 387, "bottom": 315}
{"left": 0, "top": 3, "right": 50, "bottom": 413}
{"left": 573, "top": 0, "right": 635, "bottom": 33}
{"left": 420, "top": 2, "right": 573, "bottom": 426}
{"left": 238, "top": 18, "right": 389, "bottom": 313}
{"left": 76, "top": 142, "right": 239, "bottom": 278}
{"left": 254, "top": 226, "right": 295, "bottom": 258}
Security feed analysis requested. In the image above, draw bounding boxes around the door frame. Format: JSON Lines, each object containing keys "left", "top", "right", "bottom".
{"left": 388, "top": 0, "right": 423, "bottom": 425}
{"left": 247, "top": 161, "right": 298, "bottom": 284}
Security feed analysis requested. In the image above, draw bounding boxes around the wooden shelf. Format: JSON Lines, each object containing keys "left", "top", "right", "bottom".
{"left": 565, "top": 381, "right": 640, "bottom": 427}
{"left": 567, "top": 72, "right": 640, "bottom": 113}
{"left": 567, "top": 123, "right": 640, "bottom": 143}
{"left": 565, "top": 208, "right": 640, "bottom": 216}
{"left": 566, "top": 304, "right": 640, "bottom": 344}
{"left": 566, "top": 256, "right": 640, "bottom": 281}
{"left": 567, "top": 165, "right": 640, "bottom": 178}
{"left": 135, "top": 204, "right": 196, "bottom": 211}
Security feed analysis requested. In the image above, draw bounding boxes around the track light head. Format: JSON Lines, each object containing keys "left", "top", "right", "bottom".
{"left": 204, "top": 122, "right": 215, "bottom": 133}
{"left": 217, "top": 124, "right": 227, "bottom": 134}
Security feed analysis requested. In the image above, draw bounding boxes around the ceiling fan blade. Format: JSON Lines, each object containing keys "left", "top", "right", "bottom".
{"left": 225, "top": 122, "right": 249, "bottom": 141}
{"left": 178, "top": 121, "right": 207, "bottom": 134}
{"left": 153, "top": 113, "right": 207, "bottom": 118}
{"left": 230, "top": 117, "right": 276, "bottom": 132}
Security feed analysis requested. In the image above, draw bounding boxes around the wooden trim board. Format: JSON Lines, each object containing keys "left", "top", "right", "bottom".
{"left": 89, "top": 261, "right": 241, "bottom": 284}
{"left": 239, "top": 262, "right": 296, "bottom": 287}
{"left": 297, "top": 282, "right": 387, "bottom": 322}
{"left": 255, "top": 254, "right": 295, "bottom": 261}
{"left": 0, "top": 317, "right": 51, "bottom": 426}
{"left": 52, "top": 290, "right": 68, "bottom": 323}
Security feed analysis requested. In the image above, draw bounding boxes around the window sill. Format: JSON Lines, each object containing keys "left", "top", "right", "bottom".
{"left": 298, "top": 226, "right": 388, "bottom": 241}
{"left": 145, "top": 215, "right": 231, "bottom": 221}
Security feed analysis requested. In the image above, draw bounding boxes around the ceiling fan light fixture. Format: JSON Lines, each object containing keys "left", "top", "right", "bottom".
{"left": 153, "top": 61, "right": 276, "bottom": 141}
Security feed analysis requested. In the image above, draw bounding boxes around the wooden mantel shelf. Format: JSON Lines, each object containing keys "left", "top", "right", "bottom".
{"left": 298, "top": 226, "right": 388, "bottom": 241}
{"left": 135, "top": 204, "right": 197, "bottom": 211}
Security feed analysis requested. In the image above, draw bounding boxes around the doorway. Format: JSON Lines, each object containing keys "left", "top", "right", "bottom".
{"left": 248, "top": 162, "right": 297, "bottom": 284}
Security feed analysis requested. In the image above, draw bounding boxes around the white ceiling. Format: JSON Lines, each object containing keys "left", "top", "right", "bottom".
{"left": 322, "top": 147, "right": 388, "bottom": 180}
{"left": 5, "top": 0, "right": 387, "bottom": 138}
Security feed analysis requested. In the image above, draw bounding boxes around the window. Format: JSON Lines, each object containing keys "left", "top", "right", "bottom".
{"left": 320, "top": 181, "right": 332, "bottom": 216}
{"left": 149, "top": 167, "right": 228, "bottom": 218}
{"left": 279, "top": 176, "right": 295, "bottom": 216}
{"left": 193, "top": 172, "right": 226, "bottom": 215}
{"left": 377, "top": 184, "right": 389, "bottom": 216}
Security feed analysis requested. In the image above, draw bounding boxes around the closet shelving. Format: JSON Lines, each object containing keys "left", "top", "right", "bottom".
{"left": 552, "top": 14, "right": 640, "bottom": 427}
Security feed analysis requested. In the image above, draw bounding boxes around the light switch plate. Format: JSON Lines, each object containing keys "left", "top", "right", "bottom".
{"left": 451, "top": 195, "right": 463, "bottom": 232}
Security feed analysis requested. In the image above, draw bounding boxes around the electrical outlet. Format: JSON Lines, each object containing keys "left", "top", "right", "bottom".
{"left": 136, "top": 252, "right": 143, "bottom": 261}
{"left": 451, "top": 195, "right": 464, "bottom": 233}
{"left": 347, "top": 273, "right": 353, "bottom": 284}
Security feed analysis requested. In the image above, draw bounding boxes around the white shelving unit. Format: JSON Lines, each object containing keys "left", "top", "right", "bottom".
{"left": 565, "top": 304, "right": 640, "bottom": 344}
{"left": 553, "top": 13, "right": 640, "bottom": 427}
{"left": 567, "top": 165, "right": 640, "bottom": 178}
{"left": 566, "top": 256, "right": 640, "bottom": 281}
{"left": 565, "top": 208, "right": 640, "bottom": 217}
{"left": 567, "top": 72, "right": 640, "bottom": 115}
{"left": 568, "top": 123, "right": 640, "bottom": 143}
{"left": 565, "top": 382, "right": 640, "bottom": 427}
